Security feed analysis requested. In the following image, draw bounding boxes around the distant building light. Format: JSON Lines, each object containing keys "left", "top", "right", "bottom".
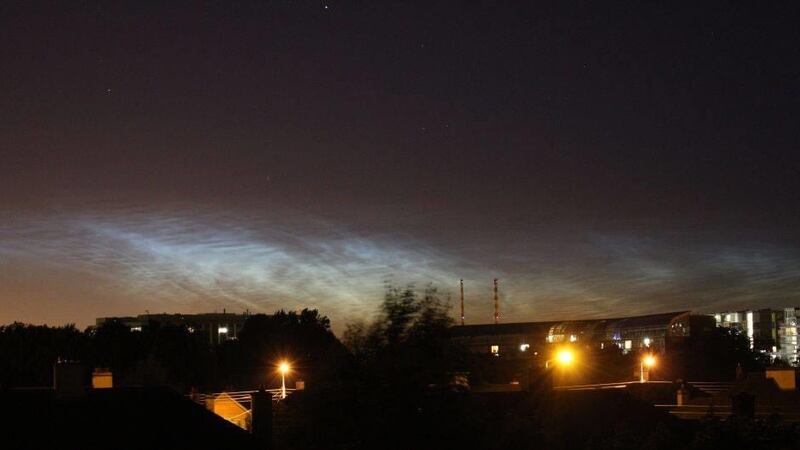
{"left": 187, "top": 326, "right": 195, "bottom": 333}
{"left": 520, "top": 343, "right": 530, "bottom": 352}
{"left": 643, "top": 337, "right": 651, "bottom": 347}
{"left": 218, "top": 326, "right": 228, "bottom": 334}
{"left": 490, "top": 345, "right": 499, "bottom": 356}
{"left": 569, "top": 334, "right": 577, "bottom": 342}
{"left": 624, "top": 340, "right": 632, "bottom": 350}
{"left": 130, "top": 326, "right": 142, "bottom": 332}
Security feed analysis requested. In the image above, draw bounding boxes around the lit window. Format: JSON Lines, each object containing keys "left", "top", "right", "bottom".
{"left": 490, "top": 345, "right": 499, "bottom": 355}
{"left": 218, "top": 326, "right": 228, "bottom": 334}
{"left": 624, "top": 340, "right": 632, "bottom": 350}
{"left": 130, "top": 326, "right": 142, "bottom": 332}
{"left": 519, "top": 343, "right": 530, "bottom": 352}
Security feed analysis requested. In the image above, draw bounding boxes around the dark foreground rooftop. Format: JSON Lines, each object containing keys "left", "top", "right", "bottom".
{"left": 4, "top": 387, "right": 257, "bottom": 450}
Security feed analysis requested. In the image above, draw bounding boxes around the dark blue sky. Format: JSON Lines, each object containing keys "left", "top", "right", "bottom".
{"left": 1, "top": 1, "right": 799, "bottom": 331}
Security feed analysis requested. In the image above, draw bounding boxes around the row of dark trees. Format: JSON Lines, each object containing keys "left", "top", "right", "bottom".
{"left": 0, "top": 286, "right": 764, "bottom": 392}
{"left": 0, "top": 308, "right": 342, "bottom": 392}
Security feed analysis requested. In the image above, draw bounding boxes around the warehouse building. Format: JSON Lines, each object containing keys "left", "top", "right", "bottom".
{"left": 451, "top": 311, "right": 716, "bottom": 359}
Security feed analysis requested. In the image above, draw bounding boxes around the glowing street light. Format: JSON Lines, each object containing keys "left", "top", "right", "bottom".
{"left": 278, "top": 361, "right": 290, "bottom": 399}
{"left": 546, "top": 348, "right": 575, "bottom": 368}
{"left": 640, "top": 354, "right": 656, "bottom": 383}
{"left": 556, "top": 349, "right": 575, "bottom": 366}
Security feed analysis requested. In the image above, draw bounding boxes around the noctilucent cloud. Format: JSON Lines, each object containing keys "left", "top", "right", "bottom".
{"left": 2, "top": 199, "right": 799, "bottom": 332}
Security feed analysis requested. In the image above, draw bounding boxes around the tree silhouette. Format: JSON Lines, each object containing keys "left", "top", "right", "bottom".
{"left": 0, "top": 322, "right": 87, "bottom": 388}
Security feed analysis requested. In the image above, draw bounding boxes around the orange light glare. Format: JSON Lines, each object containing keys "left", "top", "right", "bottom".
{"left": 556, "top": 349, "right": 574, "bottom": 366}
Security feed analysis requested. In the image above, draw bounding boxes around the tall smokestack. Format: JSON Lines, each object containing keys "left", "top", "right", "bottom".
{"left": 460, "top": 279, "right": 465, "bottom": 326}
{"left": 493, "top": 278, "right": 499, "bottom": 324}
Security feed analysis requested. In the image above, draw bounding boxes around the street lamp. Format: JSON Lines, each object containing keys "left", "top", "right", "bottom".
{"left": 546, "top": 348, "right": 576, "bottom": 368}
{"left": 278, "top": 361, "right": 290, "bottom": 399}
{"left": 556, "top": 349, "right": 575, "bottom": 366}
{"left": 640, "top": 354, "right": 656, "bottom": 383}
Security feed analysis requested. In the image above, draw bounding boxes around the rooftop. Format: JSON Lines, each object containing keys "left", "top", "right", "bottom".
{"left": 4, "top": 386, "right": 257, "bottom": 450}
{"left": 451, "top": 311, "right": 690, "bottom": 337}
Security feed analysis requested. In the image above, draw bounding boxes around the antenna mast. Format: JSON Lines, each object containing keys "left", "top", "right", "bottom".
{"left": 493, "top": 278, "right": 499, "bottom": 324}
{"left": 460, "top": 279, "right": 465, "bottom": 326}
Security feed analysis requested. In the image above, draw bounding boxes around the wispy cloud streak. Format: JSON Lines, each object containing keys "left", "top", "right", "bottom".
{"left": 2, "top": 204, "right": 799, "bottom": 329}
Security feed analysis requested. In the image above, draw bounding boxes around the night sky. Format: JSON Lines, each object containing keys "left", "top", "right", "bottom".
{"left": 2, "top": 1, "right": 800, "bottom": 332}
